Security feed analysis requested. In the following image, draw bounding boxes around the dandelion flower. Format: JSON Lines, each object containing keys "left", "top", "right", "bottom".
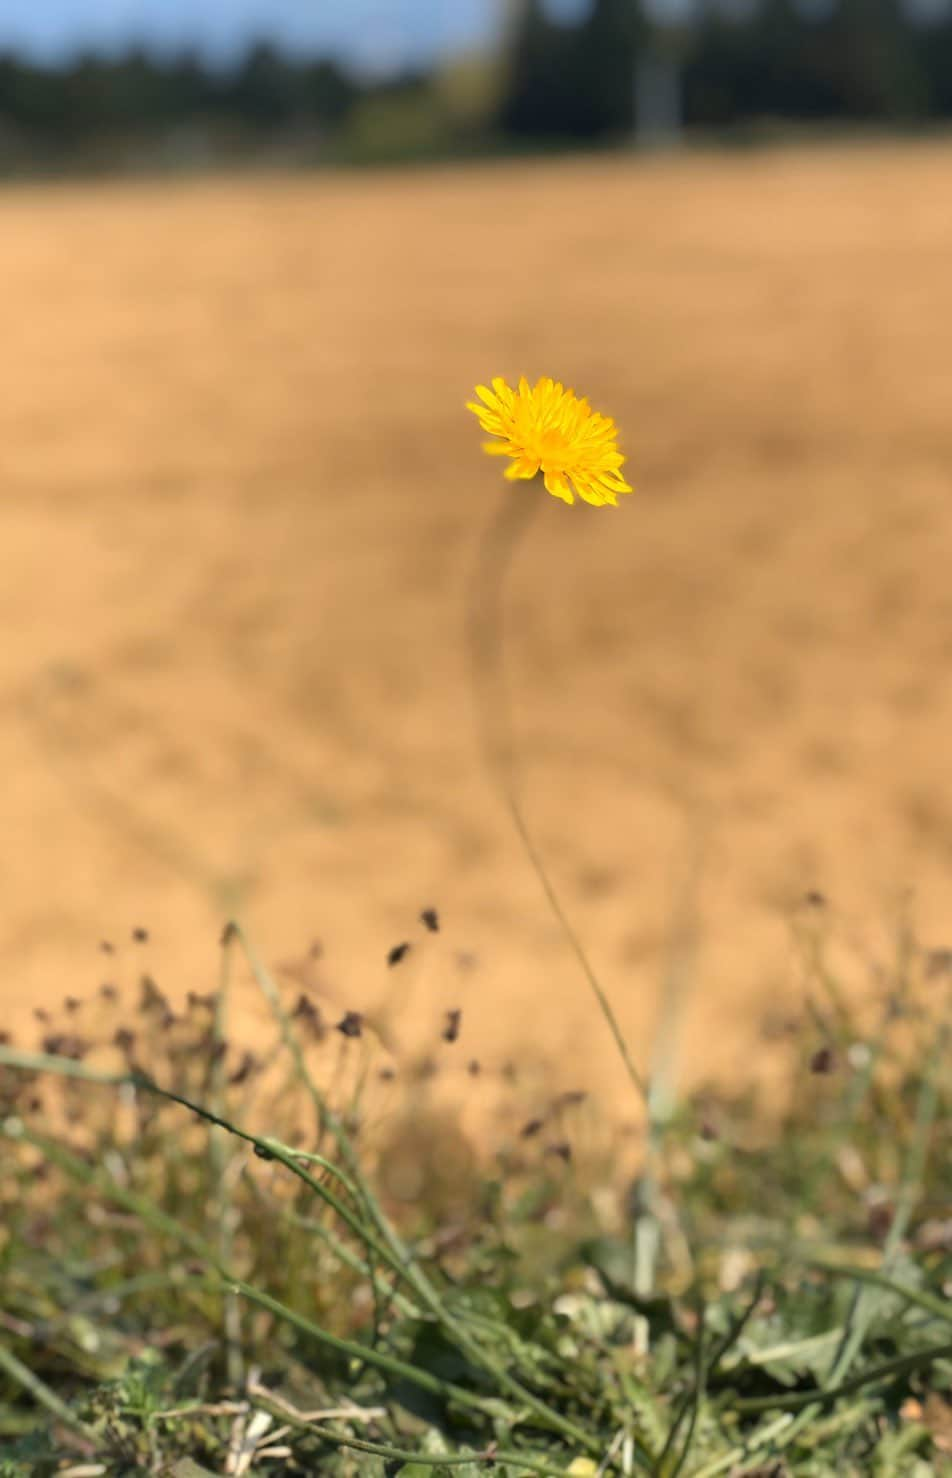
{"left": 467, "top": 375, "right": 632, "bottom": 507}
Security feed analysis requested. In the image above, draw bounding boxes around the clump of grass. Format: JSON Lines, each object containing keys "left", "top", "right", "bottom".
{"left": 0, "top": 902, "right": 950, "bottom": 1476}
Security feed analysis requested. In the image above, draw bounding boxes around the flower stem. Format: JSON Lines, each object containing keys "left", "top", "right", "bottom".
{"left": 468, "top": 490, "right": 647, "bottom": 1106}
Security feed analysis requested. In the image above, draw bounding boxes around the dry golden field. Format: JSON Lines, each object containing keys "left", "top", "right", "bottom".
{"left": 3, "top": 141, "right": 952, "bottom": 1108}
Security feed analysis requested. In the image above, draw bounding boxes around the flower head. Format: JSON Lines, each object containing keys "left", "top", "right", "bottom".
{"left": 467, "top": 376, "right": 632, "bottom": 507}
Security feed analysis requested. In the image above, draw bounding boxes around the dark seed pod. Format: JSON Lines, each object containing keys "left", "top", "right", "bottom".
{"left": 336, "top": 1011, "right": 363, "bottom": 1040}
{"left": 810, "top": 1045, "right": 837, "bottom": 1075}
{"left": 442, "top": 1009, "right": 462, "bottom": 1044}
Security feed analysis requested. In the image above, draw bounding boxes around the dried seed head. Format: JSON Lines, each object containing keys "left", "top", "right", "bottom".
{"left": 420, "top": 907, "right": 440, "bottom": 933}
{"left": 387, "top": 941, "right": 411, "bottom": 968}
{"left": 520, "top": 1118, "right": 544, "bottom": 1139}
{"left": 132, "top": 927, "right": 149, "bottom": 943}
{"left": 139, "top": 975, "right": 169, "bottom": 1015}
{"left": 442, "top": 1008, "right": 462, "bottom": 1044}
{"left": 42, "top": 1034, "right": 87, "bottom": 1061}
{"left": 228, "top": 1051, "right": 257, "bottom": 1086}
{"left": 336, "top": 1011, "right": 363, "bottom": 1040}
{"left": 292, "top": 994, "right": 325, "bottom": 1040}
{"left": 810, "top": 1045, "right": 837, "bottom": 1075}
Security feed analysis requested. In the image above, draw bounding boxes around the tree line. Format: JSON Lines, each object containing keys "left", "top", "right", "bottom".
{"left": 1, "top": 0, "right": 951, "bottom": 173}
{"left": 504, "top": 0, "right": 952, "bottom": 137}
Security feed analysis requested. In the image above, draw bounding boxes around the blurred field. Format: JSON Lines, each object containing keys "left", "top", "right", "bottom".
{"left": 3, "top": 141, "right": 952, "bottom": 1108}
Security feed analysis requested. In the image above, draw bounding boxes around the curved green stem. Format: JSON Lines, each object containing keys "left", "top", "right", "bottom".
{"left": 468, "top": 490, "right": 647, "bottom": 1106}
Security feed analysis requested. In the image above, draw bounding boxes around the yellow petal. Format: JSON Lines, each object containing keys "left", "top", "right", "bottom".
{"left": 575, "top": 480, "right": 608, "bottom": 507}
{"left": 467, "top": 407, "right": 504, "bottom": 437}
{"left": 544, "top": 469, "right": 574, "bottom": 504}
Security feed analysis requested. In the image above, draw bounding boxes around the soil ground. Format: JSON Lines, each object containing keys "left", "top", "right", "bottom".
{"left": 3, "top": 140, "right": 952, "bottom": 1112}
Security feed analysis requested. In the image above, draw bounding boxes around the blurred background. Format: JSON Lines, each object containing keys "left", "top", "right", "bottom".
{"left": 3, "top": 0, "right": 952, "bottom": 172}
{"left": 3, "top": 1, "right": 952, "bottom": 1108}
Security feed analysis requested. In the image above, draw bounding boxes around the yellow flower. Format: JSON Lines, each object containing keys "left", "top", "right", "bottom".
{"left": 467, "top": 375, "right": 632, "bottom": 507}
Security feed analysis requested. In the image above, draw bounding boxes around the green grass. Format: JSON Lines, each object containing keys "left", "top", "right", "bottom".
{"left": 0, "top": 906, "right": 950, "bottom": 1476}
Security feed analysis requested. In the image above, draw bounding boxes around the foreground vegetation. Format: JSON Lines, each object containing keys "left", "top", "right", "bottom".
{"left": 0, "top": 901, "right": 949, "bottom": 1476}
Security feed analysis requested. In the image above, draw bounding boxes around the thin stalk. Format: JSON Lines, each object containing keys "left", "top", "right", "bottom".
{"left": 211, "top": 923, "right": 243, "bottom": 1389}
{"left": 250, "top": 1384, "right": 575, "bottom": 1474}
{"left": 633, "top": 856, "right": 701, "bottom": 1322}
{"left": 225, "top": 922, "right": 335, "bottom": 1145}
{"left": 667, "top": 1318, "right": 707, "bottom": 1478}
{"left": 656, "top": 1307, "right": 707, "bottom": 1478}
{"left": 734, "top": 1338, "right": 952, "bottom": 1416}
{"left": 706, "top": 1273, "right": 767, "bottom": 1374}
{"left": 0, "top": 1340, "right": 98, "bottom": 1442}
{"left": 468, "top": 490, "right": 647, "bottom": 1106}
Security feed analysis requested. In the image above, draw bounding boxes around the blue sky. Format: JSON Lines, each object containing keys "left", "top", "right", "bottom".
{"left": 0, "top": 0, "right": 514, "bottom": 75}
{"left": 4, "top": 0, "right": 946, "bottom": 75}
